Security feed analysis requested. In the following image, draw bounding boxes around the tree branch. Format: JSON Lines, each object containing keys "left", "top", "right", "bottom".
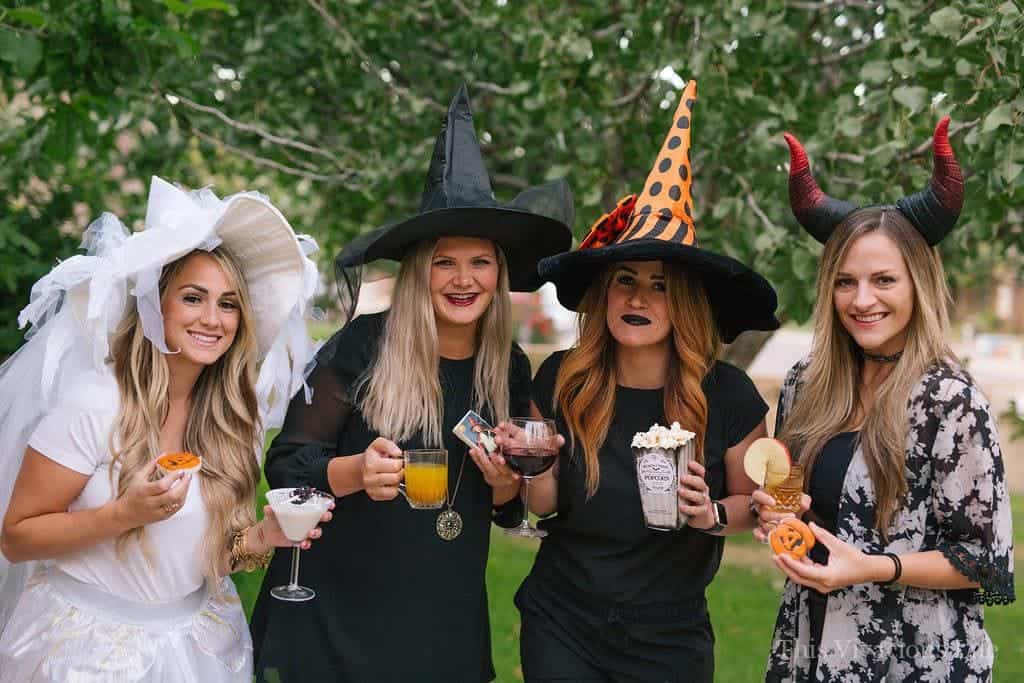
{"left": 736, "top": 176, "right": 779, "bottom": 231}
{"left": 473, "top": 81, "right": 523, "bottom": 96}
{"left": 611, "top": 78, "right": 651, "bottom": 107}
{"left": 810, "top": 40, "right": 872, "bottom": 65}
{"left": 826, "top": 151, "right": 866, "bottom": 164}
{"left": 787, "top": 0, "right": 880, "bottom": 9}
{"left": 168, "top": 92, "right": 357, "bottom": 168}
{"left": 898, "top": 118, "right": 981, "bottom": 161}
{"left": 593, "top": 22, "right": 624, "bottom": 40}
{"left": 191, "top": 127, "right": 358, "bottom": 184}
{"left": 307, "top": 0, "right": 446, "bottom": 114}
{"left": 492, "top": 173, "right": 529, "bottom": 191}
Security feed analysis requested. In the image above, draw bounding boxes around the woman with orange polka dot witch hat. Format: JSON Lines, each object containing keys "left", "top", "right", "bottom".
{"left": 511, "top": 80, "right": 780, "bottom": 682}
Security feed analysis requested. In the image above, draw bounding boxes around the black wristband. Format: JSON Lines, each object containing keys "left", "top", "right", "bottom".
{"left": 878, "top": 552, "right": 902, "bottom": 584}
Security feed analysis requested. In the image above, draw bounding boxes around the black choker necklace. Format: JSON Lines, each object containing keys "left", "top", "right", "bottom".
{"left": 861, "top": 349, "right": 903, "bottom": 363}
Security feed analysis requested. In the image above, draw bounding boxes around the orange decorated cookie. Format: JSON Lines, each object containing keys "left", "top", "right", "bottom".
{"left": 769, "top": 518, "right": 815, "bottom": 559}
{"left": 157, "top": 452, "right": 202, "bottom": 476}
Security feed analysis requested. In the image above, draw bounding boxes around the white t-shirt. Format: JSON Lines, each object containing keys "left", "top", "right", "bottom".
{"left": 28, "top": 369, "right": 209, "bottom": 603}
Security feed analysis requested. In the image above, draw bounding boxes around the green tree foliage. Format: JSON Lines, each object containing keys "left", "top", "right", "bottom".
{"left": 2, "top": 0, "right": 1022, "bottom": 353}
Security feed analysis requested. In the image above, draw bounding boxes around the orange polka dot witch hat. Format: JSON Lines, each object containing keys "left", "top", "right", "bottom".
{"left": 335, "top": 84, "right": 574, "bottom": 293}
{"left": 538, "top": 80, "right": 780, "bottom": 343}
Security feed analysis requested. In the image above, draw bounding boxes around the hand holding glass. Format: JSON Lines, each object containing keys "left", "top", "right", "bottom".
{"left": 501, "top": 417, "right": 558, "bottom": 539}
{"left": 267, "top": 487, "right": 334, "bottom": 602}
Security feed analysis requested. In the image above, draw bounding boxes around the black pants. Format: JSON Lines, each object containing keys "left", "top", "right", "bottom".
{"left": 516, "top": 574, "right": 714, "bottom": 683}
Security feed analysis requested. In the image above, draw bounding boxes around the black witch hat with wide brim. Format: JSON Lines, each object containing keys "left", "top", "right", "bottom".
{"left": 335, "top": 84, "right": 574, "bottom": 294}
{"left": 538, "top": 81, "right": 779, "bottom": 343}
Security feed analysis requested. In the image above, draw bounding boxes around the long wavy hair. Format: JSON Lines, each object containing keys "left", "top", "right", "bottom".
{"left": 780, "top": 207, "right": 955, "bottom": 534}
{"left": 554, "top": 262, "right": 720, "bottom": 497}
{"left": 108, "top": 248, "right": 262, "bottom": 586}
{"left": 357, "top": 238, "right": 513, "bottom": 447}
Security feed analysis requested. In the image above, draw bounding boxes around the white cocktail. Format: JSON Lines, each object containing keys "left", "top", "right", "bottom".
{"left": 267, "top": 487, "right": 333, "bottom": 602}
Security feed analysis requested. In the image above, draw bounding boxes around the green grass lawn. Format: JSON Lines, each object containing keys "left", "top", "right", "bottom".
{"left": 236, "top": 477, "right": 1023, "bottom": 682}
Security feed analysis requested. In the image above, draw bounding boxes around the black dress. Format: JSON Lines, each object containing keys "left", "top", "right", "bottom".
{"left": 249, "top": 313, "right": 530, "bottom": 683}
{"left": 516, "top": 351, "right": 768, "bottom": 682}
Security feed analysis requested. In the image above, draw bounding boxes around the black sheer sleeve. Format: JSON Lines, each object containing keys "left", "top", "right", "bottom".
{"left": 264, "top": 314, "right": 382, "bottom": 492}
{"left": 263, "top": 354, "right": 353, "bottom": 492}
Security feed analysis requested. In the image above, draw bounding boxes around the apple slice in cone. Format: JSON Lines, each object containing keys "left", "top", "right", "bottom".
{"left": 743, "top": 438, "right": 791, "bottom": 487}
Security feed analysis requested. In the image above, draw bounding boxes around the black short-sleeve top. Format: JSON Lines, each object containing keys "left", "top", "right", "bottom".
{"left": 528, "top": 350, "right": 767, "bottom": 605}
{"left": 250, "top": 312, "right": 532, "bottom": 683}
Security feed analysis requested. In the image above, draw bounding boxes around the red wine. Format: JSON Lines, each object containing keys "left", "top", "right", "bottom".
{"left": 504, "top": 447, "right": 557, "bottom": 477}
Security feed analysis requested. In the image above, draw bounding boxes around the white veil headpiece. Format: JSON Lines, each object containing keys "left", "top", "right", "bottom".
{"left": 0, "top": 177, "right": 320, "bottom": 632}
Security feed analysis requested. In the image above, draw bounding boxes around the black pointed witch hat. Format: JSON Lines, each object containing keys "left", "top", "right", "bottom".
{"left": 335, "top": 84, "right": 574, "bottom": 292}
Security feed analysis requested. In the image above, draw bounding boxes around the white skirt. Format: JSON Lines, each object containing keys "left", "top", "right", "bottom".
{"left": 0, "top": 568, "right": 252, "bottom": 682}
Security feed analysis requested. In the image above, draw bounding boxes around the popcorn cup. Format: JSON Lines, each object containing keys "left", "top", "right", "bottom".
{"left": 634, "top": 440, "right": 695, "bottom": 531}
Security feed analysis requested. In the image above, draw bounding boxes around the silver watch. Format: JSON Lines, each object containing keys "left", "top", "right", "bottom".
{"left": 702, "top": 500, "right": 727, "bottom": 534}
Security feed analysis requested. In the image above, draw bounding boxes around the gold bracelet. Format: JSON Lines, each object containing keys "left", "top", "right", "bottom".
{"left": 229, "top": 524, "right": 274, "bottom": 573}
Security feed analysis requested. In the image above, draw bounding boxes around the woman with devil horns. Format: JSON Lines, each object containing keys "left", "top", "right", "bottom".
{"left": 753, "top": 118, "right": 1015, "bottom": 682}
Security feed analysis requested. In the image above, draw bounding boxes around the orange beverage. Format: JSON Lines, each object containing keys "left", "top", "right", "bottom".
{"left": 403, "top": 461, "right": 447, "bottom": 509}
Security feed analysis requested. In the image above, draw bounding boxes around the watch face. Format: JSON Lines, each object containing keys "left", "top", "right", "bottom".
{"left": 716, "top": 501, "right": 728, "bottom": 526}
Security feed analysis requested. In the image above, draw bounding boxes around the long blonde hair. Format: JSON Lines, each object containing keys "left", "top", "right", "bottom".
{"left": 780, "top": 208, "right": 955, "bottom": 534}
{"left": 357, "top": 238, "right": 513, "bottom": 446}
{"left": 109, "top": 248, "right": 262, "bottom": 585}
{"left": 554, "top": 262, "right": 720, "bottom": 497}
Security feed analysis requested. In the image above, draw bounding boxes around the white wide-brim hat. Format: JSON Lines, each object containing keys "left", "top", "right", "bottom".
{"left": 67, "top": 176, "right": 308, "bottom": 359}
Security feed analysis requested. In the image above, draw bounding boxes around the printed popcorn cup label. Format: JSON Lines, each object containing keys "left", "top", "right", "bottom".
{"left": 637, "top": 451, "right": 677, "bottom": 494}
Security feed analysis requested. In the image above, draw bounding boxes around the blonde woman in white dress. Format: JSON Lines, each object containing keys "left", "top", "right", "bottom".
{"left": 0, "top": 177, "right": 329, "bottom": 682}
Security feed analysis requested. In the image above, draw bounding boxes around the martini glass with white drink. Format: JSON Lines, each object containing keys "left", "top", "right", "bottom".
{"left": 267, "top": 487, "right": 334, "bottom": 602}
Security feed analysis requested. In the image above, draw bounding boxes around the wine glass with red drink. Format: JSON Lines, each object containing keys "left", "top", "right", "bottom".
{"left": 502, "top": 417, "right": 558, "bottom": 538}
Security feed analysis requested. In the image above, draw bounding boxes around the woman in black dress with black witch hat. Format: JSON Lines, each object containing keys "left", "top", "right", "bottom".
{"left": 248, "top": 85, "right": 573, "bottom": 683}
{"left": 514, "top": 80, "right": 781, "bottom": 682}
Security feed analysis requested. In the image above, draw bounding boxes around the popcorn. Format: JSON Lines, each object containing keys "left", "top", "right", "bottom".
{"left": 631, "top": 421, "right": 696, "bottom": 449}
{"left": 633, "top": 421, "right": 697, "bottom": 531}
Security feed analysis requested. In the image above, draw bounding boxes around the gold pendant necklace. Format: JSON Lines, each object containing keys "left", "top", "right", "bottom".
{"left": 436, "top": 451, "right": 468, "bottom": 541}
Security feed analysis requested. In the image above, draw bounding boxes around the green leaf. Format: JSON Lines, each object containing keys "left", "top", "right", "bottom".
{"left": 544, "top": 164, "right": 572, "bottom": 181}
{"left": 161, "top": 0, "right": 191, "bottom": 15}
{"left": 928, "top": 6, "right": 964, "bottom": 38}
{"left": 565, "top": 36, "right": 592, "bottom": 63}
{"left": 838, "top": 117, "right": 862, "bottom": 137}
{"left": 790, "top": 247, "right": 816, "bottom": 282}
{"left": 891, "top": 58, "right": 916, "bottom": 77}
{"left": 962, "top": 3, "right": 991, "bottom": 18}
{"left": 0, "top": 27, "right": 42, "bottom": 76}
{"left": 893, "top": 86, "right": 928, "bottom": 114}
{"left": 955, "top": 59, "right": 974, "bottom": 77}
{"left": 7, "top": 8, "right": 47, "bottom": 28}
{"left": 1001, "top": 157, "right": 1023, "bottom": 185}
{"left": 957, "top": 17, "right": 995, "bottom": 46}
{"left": 190, "top": 0, "right": 237, "bottom": 13}
{"left": 997, "top": 1, "right": 1021, "bottom": 16}
{"left": 859, "top": 61, "right": 890, "bottom": 84}
{"left": 982, "top": 103, "right": 1014, "bottom": 133}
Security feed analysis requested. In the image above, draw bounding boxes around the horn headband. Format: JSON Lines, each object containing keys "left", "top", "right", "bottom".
{"left": 784, "top": 117, "right": 964, "bottom": 245}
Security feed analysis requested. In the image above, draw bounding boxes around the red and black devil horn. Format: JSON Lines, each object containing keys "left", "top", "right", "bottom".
{"left": 895, "top": 117, "right": 964, "bottom": 246}
{"left": 784, "top": 133, "right": 859, "bottom": 244}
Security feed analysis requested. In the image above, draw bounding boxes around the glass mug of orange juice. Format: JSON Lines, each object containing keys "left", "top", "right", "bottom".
{"left": 399, "top": 449, "right": 447, "bottom": 509}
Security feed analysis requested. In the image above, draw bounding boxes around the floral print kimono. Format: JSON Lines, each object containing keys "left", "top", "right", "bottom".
{"left": 766, "top": 358, "right": 1015, "bottom": 682}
